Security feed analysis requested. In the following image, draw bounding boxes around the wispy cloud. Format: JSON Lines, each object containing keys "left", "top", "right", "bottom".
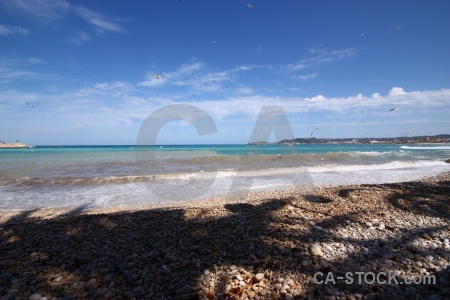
{"left": 139, "top": 61, "right": 205, "bottom": 88}
{"left": 0, "top": 0, "right": 126, "bottom": 42}
{"left": 0, "top": 57, "right": 45, "bottom": 66}
{"left": 281, "top": 47, "right": 357, "bottom": 73}
{"left": 297, "top": 73, "right": 319, "bottom": 81}
{"left": 72, "top": 6, "right": 126, "bottom": 35}
{"left": 0, "top": 57, "right": 59, "bottom": 83}
{"left": 68, "top": 31, "right": 91, "bottom": 45}
{"left": 139, "top": 62, "right": 270, "bottom": 92}
{"left": 27, "top": 57, "right": 44, "bottom": 64}
{"left": 0, "top": 24, "right": 30, "bottom": 36}
{"left": 0, "top": 0, "right": 70, "bottom": 23}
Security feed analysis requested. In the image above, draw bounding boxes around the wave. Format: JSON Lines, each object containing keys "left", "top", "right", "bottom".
{"left": 400, "top": 146, "right": 450, "bottom": 150}
{"left": 308, "top": 160, "right": 447, "bottom": 173}
{"left": 1, "top": 160, "right": 446, "bottom": 188}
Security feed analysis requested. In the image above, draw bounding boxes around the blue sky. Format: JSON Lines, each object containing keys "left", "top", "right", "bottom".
{"left": 0, "top": 0, "right": 449, "bottom": 145}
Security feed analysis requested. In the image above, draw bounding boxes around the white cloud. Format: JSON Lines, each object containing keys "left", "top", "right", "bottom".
{"left": 0, "top": 24, "right": 30, "bottom": 36}
{"left": 372, "top": 93, "right": 381, "bottom": 99}
{"left": 388, "top": 87, "right": 407, "bottom": 96}
{"left": 1, "top": 85, "right": 449, "bottom": 143}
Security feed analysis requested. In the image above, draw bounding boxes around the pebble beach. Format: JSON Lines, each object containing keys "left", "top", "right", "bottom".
{"left": 1, "top": 172, "right": 449, "bottom": 300}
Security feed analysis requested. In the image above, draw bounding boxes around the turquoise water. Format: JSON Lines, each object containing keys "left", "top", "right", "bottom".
{"left": 0, "top": 143, "right": 449, "bottom": 210}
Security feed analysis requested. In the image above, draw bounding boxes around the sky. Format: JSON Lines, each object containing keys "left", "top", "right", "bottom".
{"left": 0, "top": 0, "right": 449, "bottom": 145}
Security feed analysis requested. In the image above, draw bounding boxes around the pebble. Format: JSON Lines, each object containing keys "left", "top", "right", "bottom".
{"left": 28, "top": 294, "right": 41, "bottom": 300}
{"left": 309, "top": 244, "right": 323, "bottom": 256}
{"left": 1, "top": 172, "right": 449, "bottom": 300}
{"left": 254, "top": 273, "right": 264, "bottom": 281}
{"left": 259, "top": 289, "right": 268, "bottom": 296}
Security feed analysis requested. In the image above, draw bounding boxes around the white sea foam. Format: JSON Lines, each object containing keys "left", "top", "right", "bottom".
{"left": 1, "top": 158, "right": 447, "bottom": 211}
{"left": 400, "top": 146, "right": 450, "bottom": 150}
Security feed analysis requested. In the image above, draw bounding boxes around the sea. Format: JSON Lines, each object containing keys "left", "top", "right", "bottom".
{"left": 0, "top": 143, "right": 449, "bottom": 211}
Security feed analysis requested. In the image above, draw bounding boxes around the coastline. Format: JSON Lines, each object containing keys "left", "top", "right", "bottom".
{"left": 0, "top": 172, "right": 449, "bottom": 299}
{"left": 0, "top": 142, "right": 31, "bottom": 148}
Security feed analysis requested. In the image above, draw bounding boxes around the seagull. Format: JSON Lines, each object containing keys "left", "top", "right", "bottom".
{"left": 310, "top": 127, "right": 319, "bottom": 137}
{"left": 154, "top": 74, "right": 161, "bottom": 79}
{"left": 246, "top": 3, "right": 253, "bottom": 9}
{"left": 362, "top": 119, "right": 368, "bottom": 123}
{"left": 26, "top": 103, "right": 33, "bottom": 107}
{"left": 403, "top": 130, "right": 414, "bottom": 137}
{"left": 361, "top": 33, "right": 367, "bottom": 36}
{"left": 390, "top": 106, "right": 398, "bottom": 111}
{"left": 381, "top": 119, "right": 387, "bottom": 122}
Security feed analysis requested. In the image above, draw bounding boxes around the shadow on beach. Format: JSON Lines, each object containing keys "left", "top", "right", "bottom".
{"left": 0, "top": 177, "right": 449, "bottom": 299}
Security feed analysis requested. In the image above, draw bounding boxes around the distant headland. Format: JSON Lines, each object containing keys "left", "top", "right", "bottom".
{"left": 249, "top": 134, "right": 450, "bottom": 145}
{"left": 0, "top": 142, "right": 32, "bottom": 148}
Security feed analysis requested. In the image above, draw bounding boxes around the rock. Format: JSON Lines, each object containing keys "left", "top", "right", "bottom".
{"left": 132, "top": 286, "right": 145, "bottom": 295}
{"left": 309, "top": 244, "right": 323, "bottom": 256}
{"left": 28, "top": 294, "right": 41, "bottom": 300}
{"left": 302, "top": 260, "right": 310, "bottom": 267}
{"left": 86, "top": 278, "right": 96, "bottom": 288}
{"left": 254, "top": 273, "right": 264, "bottom": 281}
{"left": 429, "top": 294, "right": 441, "bottom": 300}
{"left": 259, "top": 289, "right": 268, "bottom": 296}
{"left": 324, "top": 245, "right": 333, "bottom": 252}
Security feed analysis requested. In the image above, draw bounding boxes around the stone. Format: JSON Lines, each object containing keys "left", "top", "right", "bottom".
{"left": 309, "top": 244, "right": 323, "bottom": 256}
{"left": 259, "top": 289, "right": 268, "bottom": 296}
{"left": 132, "top": 286, "right": 145, "bottom": 295}
{"left": 86, "top": 278, "right": 96, "bottom": 288}
{"left": 254, "top": 273, "right": 264, "bottom": 281}
{"left": 28, "top": 294, "right": 42, "bottom": 300}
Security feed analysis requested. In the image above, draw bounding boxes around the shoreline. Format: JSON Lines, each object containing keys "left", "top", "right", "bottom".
{"left": 0, "top": 171, "right": 449, "bottom": 221}
{"left": 0, "top": 142, "right": 31, "bottom": 148}
{"left": 0, "top": 172, "right": 449, "bottom": 299}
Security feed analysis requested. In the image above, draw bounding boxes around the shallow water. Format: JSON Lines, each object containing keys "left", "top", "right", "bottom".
{"left": 0, "top": 143, "right": 448, "bottom": 210}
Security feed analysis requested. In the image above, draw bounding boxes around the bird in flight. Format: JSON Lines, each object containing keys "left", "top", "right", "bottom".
{"left": 390, "top": 106, "right": 398, "bottom": 111}
{"left": 154, "top": 74, "right": 161, "bottom": 79}
{"left": 310, "top": 128, "right": 319, "bottom": 137}
{"left": 26, "top": 103, "right": 33, "bottom": 107}
{"left": 381, "top": 119, "right": 387, "bottom": 122}
{"left": 246, "top": 3, "right": 253, "bottom": 9}
{"left": 362, "top": 119, "right": 368, "bottom": 123}
{"left": 403, "top": 130, "right": 414, "bottom": 137}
